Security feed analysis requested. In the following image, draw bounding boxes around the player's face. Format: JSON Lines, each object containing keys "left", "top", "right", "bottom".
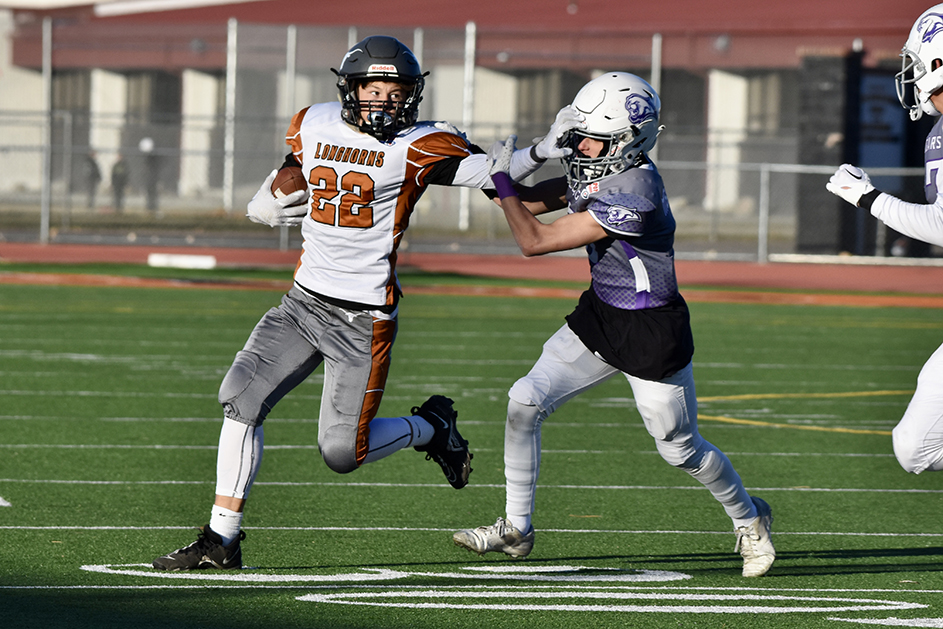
{"left": 357, "top": 81, "right": 408, "bottom": 123}
{"left": 577, "top": 136, "right": 605, "bottom": 158}
{"left": 930, "top": 89, "right": 943, "bottom": 116}
{"left": 928, "top": 60, "right": 943, "bottom": 116}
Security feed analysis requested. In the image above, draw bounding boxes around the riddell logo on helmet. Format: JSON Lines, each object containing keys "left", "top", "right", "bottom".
{"left": 369, "top": 64, "right": 398, "bottom": 73}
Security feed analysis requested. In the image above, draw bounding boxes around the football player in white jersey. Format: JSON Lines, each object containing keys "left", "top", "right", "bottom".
{"left": 828, "top": 5, "right": 943, "bottom": 479}
{"left": 152, "top": 35, "right": 582, "bottom": 570}
{"left": 452, "top": 73, "right": 776, "bottom": 578}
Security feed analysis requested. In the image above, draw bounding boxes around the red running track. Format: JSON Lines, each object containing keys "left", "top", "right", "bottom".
{"left": 2, "top": 241, "right": 943, "bottom": 295}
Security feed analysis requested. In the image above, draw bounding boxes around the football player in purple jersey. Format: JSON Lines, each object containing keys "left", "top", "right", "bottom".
{"left": 453, "top": 72, "right": 776, "bottom": 578}
{"left": 828, "top": 4, "right": 943, "bottom": 479}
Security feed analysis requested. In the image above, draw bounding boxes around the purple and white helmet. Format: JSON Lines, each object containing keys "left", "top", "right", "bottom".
{"left": 897, "top": 4, "right": 943, "bottom": 120}
{"left": 562, "top": 72, "right": 663, "bottom": 186}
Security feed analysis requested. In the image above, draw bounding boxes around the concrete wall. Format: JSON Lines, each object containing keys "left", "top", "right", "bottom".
{"left": 0, "top": 9, "right": 44, "bottom": 193}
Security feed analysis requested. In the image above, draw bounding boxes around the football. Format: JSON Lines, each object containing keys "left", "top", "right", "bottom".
{"left": 271, "top": 166, "right": 307, "bottom": 200}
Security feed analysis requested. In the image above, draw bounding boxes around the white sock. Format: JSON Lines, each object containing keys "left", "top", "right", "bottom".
{"left": 209, "top": 505, "right": 243, "bottom": 545}
{"left": 363, "top": 415, "right": 434, "bottom": 464}
{"left": 506, "top": 514, "right": 532, "bottom": 534}
{"left": 215, "top": 418, "right": 264, "bottom": 499}
{"left": 732, "top": 504, "right": 759, "bottom": 529}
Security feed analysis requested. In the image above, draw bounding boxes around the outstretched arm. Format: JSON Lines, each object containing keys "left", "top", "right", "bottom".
{"left": 502, "top": 176, "right": 569, "bottom": 217}
{"left": 871, "top": 194, "right": 943, "bottom": 247}
{"left": 827, "top": 163, "right": 943, "bottom": 247}
{"left": 449, "top": 105, "right": 585, "bottom": 188}
{"left": 489, "top": 136, "right": 606, "bottom": 256}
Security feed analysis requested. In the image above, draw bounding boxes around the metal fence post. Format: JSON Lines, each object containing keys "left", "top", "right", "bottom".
{"left": 61, "top": 111, "right": 72, "bottom": 230}
{"left": 279, "top": 24, "right": 297, "bottom": 251}
{"left": 459, "top": 21, "right": 476, "bottom": 232}
{"left": 648, "top": 33, "right": 662, "bottom": 163}
{"left": 40, "top": 16, "right": 52, "bottom": 244}
{"left": 222, "top": 18, "right": 237, "bottom": 214}
{"left": 758, "top": 162, "right": 770, "bottom": 263}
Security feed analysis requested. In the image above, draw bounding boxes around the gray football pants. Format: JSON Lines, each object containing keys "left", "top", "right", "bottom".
{"left": 504, "top": 324, "right": 756, "bottom": 523}
{"left": 218, "top": 286, "right": 396, "bottom": 475}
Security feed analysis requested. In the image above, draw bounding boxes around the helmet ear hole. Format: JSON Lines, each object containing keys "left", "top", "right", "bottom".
{"left": 934, "top": 59, "right": 943, "bottom": 72}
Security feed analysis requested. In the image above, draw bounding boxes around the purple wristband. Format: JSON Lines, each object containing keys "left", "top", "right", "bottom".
{"left": 491, "top": 172, "right": 518, "bottom": 200}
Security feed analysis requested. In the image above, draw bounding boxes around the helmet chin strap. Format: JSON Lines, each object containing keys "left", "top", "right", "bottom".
{"left": 360, "top": 109, "right": 395, "bottom": 141}
{"left": 367, "top": 110, "right": 393, "bottom": 129}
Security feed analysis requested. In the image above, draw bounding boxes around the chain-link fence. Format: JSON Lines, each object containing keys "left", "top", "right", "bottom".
{"left": 0, "top": 20, "right": 934, "bottom": 261}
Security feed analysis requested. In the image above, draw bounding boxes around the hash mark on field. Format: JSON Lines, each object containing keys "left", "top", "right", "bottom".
{"left": 0, "top": 496, "right": 10, "bottom": 507}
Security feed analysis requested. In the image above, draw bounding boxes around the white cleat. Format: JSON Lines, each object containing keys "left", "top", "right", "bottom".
{"left": 453, "top": 517, "right": 534, "bottom": 558}
{"left": 735, "top": 496, "right": 775, "bottom": 577}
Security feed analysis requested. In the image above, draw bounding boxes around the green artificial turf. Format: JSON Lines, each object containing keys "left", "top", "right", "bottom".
{"left": 1, "top": 266, "right": 941, "bottom": 628}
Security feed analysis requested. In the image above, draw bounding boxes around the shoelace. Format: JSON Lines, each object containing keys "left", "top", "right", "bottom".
{"left": 734, "top": 525, "right": 759, "bottom": 553}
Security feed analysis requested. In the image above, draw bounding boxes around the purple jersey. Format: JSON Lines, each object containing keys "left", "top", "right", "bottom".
{"left": 566, "top": 163, "right": 679, "bottom": 310}
{"left": 869, "top": 114, "right": 943, "bottom": 247}
{"left": 925, "top": 116, "right": 943, "bottom": 203}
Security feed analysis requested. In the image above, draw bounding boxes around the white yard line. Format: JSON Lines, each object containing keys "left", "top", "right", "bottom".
{"left": 0, "top": 443, "right": 896, "bottom": 458}
{"left": 0, "top": 478, "right": 939, "bottom": 494}
{"left": 1, "top": 524, "right": 942, "bottom": 538}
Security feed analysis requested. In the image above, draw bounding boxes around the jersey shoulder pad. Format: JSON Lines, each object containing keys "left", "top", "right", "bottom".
{"left": 587, "top": 198, "right": 646, "bottom": 236}
{"left": 405, "top": 126, "right": 473, "bottom": 159}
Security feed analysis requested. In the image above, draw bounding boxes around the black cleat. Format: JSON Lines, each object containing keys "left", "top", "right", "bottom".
{"left": 413, "top": 395, "right": 473, "bottom": 489}
{"left": 152, "top": 525, "right": 245, "bottom": 571}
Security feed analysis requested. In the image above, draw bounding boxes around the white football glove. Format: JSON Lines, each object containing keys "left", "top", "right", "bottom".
{"left": 826, "top": 164, "right": 875, "bottom": 207}
{"left": 246, "top": 169, "right": 309, "bottom": 228}
{"left": 488, "top": 134, "right": 517, "bottom": 177}
{"left": 533, "top": 105, "right": 585, "bottom": 160}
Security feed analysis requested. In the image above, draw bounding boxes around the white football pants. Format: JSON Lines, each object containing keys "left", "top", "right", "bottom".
{"left": 892, "top": 342, "right": 943, "bottom": 474}
{"left": 504, "top": 324, "right": 756, "bottom": 523}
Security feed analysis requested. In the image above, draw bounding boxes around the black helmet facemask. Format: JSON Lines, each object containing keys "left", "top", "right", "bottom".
{"left": 332, "top": 36, "right": 427, "bottom": 142}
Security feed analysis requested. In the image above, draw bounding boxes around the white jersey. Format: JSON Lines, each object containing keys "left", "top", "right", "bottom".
{"left": 285, "top": 102, "right": 495, "bottom": 309}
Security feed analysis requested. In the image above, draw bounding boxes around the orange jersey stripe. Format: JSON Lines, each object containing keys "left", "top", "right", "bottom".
{"left": 354, "top": 317, "right": 397, "bottom": 465}
{"left": 285, "top": 106, "right": 311, "bottom": 163}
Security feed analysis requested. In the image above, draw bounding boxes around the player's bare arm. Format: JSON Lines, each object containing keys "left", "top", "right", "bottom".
{"left": 513, "top": 177, "right": 569, "bottom": 216}
{"left": 506, "top": 199, "right": 606, "bottom": 256}
{"left": 489, "top": 136, "right": 605, "bottom": 256}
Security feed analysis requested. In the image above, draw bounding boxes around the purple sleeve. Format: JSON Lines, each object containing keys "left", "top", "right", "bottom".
{"left": 585, "top": 193, "right": 655, "bottom": 237}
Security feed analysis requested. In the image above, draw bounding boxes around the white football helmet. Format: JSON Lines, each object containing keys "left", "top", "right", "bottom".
{"left": 897, "top": 4, "right": 943, "bottom": 120}
{"left": 562, "top": 72, "right": 663, "bottom": 187}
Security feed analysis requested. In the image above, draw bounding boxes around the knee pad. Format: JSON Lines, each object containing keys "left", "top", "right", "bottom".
{"left": 892, "top": 424, "right": 924, "bottom": 474}
{"left": 654, "top": 433, "right": 698, "bottom": 468}
{"left": 219, "top": 351, "right": 265, "bottom": 426}
{"left": 319, "top": 425, "right": 359, "bottom": 474}
{"left": 635, "top": 393, "right": 686, "bottom": 442}
{"left": 507, "top": 397, "right": 544, "bottom": 434}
